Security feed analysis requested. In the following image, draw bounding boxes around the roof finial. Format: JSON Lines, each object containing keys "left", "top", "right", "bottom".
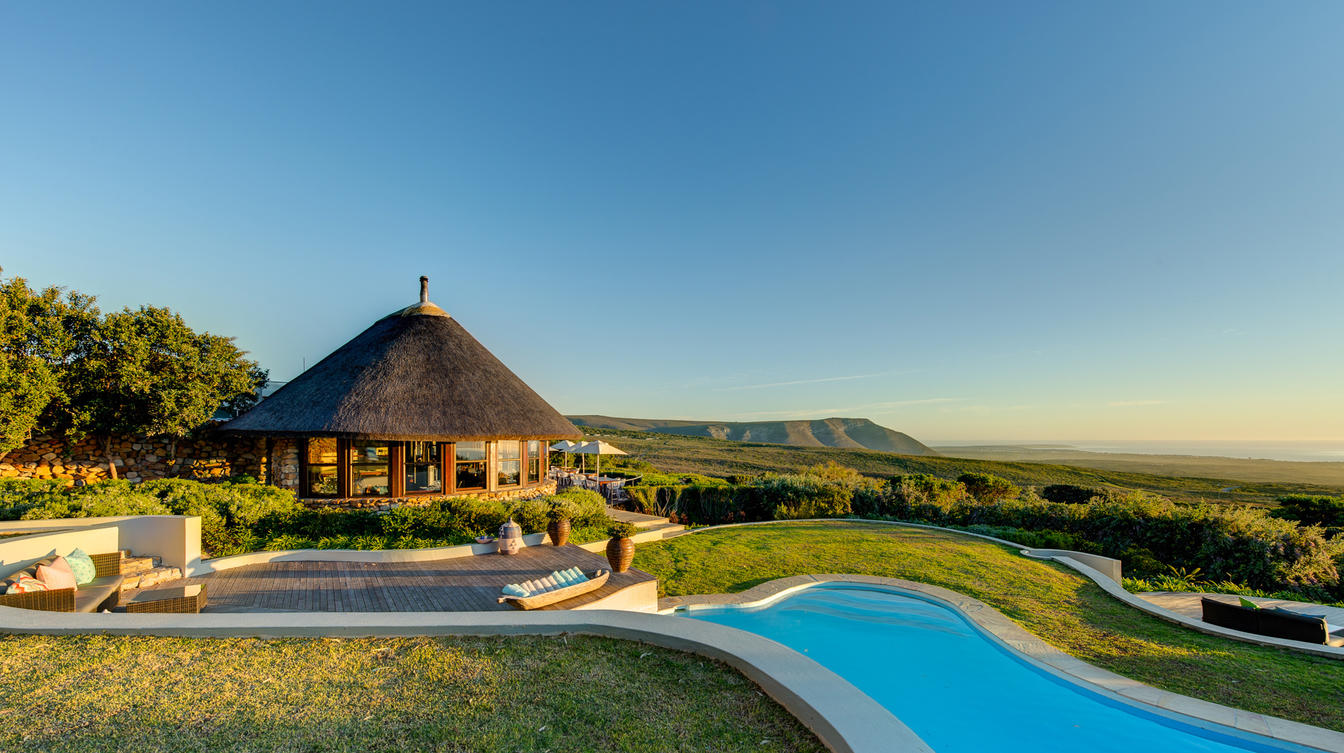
{"left": 419, "top": 276, "right": 429, "bottom": 303}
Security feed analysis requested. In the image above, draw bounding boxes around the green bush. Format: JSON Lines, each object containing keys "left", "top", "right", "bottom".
{"left": 550, "top": 488, "right": 607, "bottom": 526}
{"left": 1275, "top": 495, "right": 1344, "bottom": 528}
{"left": 1041, "top": 484, "right": 1103, "bottom": 505}
{"left": 957, "top": 473, "right": 1020, "bottom": 504}
{"left": 883, "top": 487, "right": 1342, "bottom": 594}
{"left": 954, "top": 524, "right": 1099, "bottom": 553}
{"left": 0, "top": 478, "right": 613, "bottom": 558}
{"left": 0, "top": 478, "right": 79, "bottom": 519}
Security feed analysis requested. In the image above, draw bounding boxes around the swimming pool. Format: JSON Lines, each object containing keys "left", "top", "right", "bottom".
{"left": 680, "top": 584, "right": 1317, "bottom": 753}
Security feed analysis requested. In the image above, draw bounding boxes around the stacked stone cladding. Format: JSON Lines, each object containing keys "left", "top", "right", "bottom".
{"left": 0, "top": 433, "right": 267, "bottom": 485}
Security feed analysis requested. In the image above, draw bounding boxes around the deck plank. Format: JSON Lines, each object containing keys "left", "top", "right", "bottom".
{"left": 181, "top": 544, "right": 653, "bottom": 612}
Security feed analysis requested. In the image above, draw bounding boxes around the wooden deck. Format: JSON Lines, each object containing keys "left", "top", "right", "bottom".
{"left": 176, "top": 544, "right": 655, "bottom": 613}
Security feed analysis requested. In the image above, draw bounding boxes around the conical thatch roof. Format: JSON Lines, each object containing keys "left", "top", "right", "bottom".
{"left": 223, "top": 284, "right": 579, "bottom": 441}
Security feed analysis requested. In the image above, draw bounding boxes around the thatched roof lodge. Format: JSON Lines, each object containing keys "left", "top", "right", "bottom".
{"left": 223, "top": 277, "right": 579, "bottom": 501}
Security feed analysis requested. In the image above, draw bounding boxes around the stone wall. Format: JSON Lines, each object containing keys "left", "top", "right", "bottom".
{"left": 298, "top": 480, "right": 559, "bottom": 511}
{"left": 0, "top": 433, "right": 267, "bottom": 485}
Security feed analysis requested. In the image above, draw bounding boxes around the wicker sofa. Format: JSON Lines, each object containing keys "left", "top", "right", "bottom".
{"left": 0, "top": 552, "right": 123, "bottom": 612}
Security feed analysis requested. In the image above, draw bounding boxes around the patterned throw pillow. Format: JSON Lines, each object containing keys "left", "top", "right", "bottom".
{"left": 65, "top": 548, "right": 97, "bottom": 585}
{"left": 5, "top": 574, "right": 48, "bottom": 594}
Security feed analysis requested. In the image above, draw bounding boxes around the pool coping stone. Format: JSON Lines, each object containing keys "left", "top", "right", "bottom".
{"left": 661, "top": 573, "right": 1344, "bottom": 753}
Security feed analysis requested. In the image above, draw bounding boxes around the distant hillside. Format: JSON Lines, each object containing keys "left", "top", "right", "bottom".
{"left": 566, "top": 429, "right": 1344, "bottom": 506}
{"left": 566, "top": 415, "right": 938, "bottom": 456}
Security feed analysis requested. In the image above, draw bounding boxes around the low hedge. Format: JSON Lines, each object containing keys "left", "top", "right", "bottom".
{"left": 0, "top": 479, "right": 611, "bottom": 558}
{"left": 621, "top": 467, "right": 1344, "bottom": 596}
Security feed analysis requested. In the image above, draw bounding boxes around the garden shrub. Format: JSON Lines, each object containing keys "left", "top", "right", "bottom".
{"left": 1275, "top": 495, "right": 1344, "bottom": 530}
{"left": 957, "top": 473, "right": 1020, "bottom": 504}
{"left": 881, "top": 487, "right": 1341, "bottom": 594}
{"left": 1041, "top": 484, "right": 1104, "bottom": 505}
{"left": 758, "top": 474, "right": 852, "bottom": 520}
{"left": 0, "top": 477, "right": 613, "bottom": 557}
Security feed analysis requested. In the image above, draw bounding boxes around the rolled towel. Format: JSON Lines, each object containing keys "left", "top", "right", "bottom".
{"left": 534, "top": 576, "right": 554, "bottom": 592}
{"left": 553, "top": 570, "right": 573, "bottom": 586}
{"left": 570, "top": 568, "right": 588, "bottom": 583}
{"left": 502, "top": 584, "right": 527, "bottom": 598}
{"left": 521, "top": 580, "right": 540, "bottom": 594}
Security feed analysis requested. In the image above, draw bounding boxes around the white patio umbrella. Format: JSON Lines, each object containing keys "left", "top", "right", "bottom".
{"left": 569, "top": 440, "right": 627, "bottom": 480}
{"left": 549, "top": 440, "right": 580, "bottom": 469}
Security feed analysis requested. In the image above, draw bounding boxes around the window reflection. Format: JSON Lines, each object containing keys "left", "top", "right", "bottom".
{"left": 351, "top": 441, "right": 390, "bottom": 497}
{"left": 527, "top": 440, "right": 541, "bottom": 484}
{"left": 305, "top": 438, "right": 339, "bottom": 497}
{"left": 405, "top": 441, "right": 441, "bottom": 493}
{"left": 455, "top": 441, "right": 486, "bottom": 489}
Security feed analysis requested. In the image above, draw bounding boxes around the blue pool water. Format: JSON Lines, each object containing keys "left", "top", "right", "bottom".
{"left": 682, "top": 585, "right": 1312, "bottom": 753}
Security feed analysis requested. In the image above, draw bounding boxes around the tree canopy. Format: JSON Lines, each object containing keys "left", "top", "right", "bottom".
{"left": 0, "top": 268, "right": 267, "bottom": 461}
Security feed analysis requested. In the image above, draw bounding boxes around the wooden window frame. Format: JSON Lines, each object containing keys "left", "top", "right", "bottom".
{"left": 525, "top": 440, "right": 543, "bottom": 485}
{"left": 301, "top": 437, "right": 345, "bottom": 498}
{"left": 496, "top": 439, "right": 522, "bottom": 489}
{"left": 453, "top": 440, "right": 488, "bottom": 491}
{"left": 400, "top": 441, "right": 446, "bottom": 497}
{"left": 348, "top": 439, "right": 393, "bottom": 499}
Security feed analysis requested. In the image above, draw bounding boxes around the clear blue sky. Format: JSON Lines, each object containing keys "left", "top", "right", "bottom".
{"left": 3, "top": 2, "right": 1342, "bottom": 442}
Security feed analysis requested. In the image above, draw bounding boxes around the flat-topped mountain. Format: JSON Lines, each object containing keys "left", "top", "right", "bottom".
{"left": 567, "top": 415, "right": 938, "bottom": 456}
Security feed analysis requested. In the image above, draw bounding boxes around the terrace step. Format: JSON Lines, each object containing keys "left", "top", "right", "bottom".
{"left": 119, "top": 565, "right": 183, "bottom": 592}
{"left": 606, "top": 508, "right": 671, "bottom": 529}
{"left": 120, "top": 554, "right": 161, "bottom": 576}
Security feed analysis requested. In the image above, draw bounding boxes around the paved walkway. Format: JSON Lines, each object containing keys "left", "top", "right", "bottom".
{"left": 1140, "top": 591, "right": 1344, "bottom": 626}
{"left": 178, "top": 544, "right": 654, "bottom": 613}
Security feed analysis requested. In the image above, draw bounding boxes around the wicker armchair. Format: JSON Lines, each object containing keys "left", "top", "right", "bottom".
{"left": 0, "top": 552, "right": 123, "bottom": 612}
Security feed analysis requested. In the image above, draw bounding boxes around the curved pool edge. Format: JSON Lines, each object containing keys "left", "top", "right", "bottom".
{"left": 0, "top": 604, "right": 930, "bottom": 753}
{"left": 660, "top": 519, "right": 1344, "bottom": 660}
{"left": 662, "top": 574, "right": 1344, "bottom": 753}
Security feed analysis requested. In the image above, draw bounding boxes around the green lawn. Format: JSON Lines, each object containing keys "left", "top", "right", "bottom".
{"left": 0, "top": 634, "right": 824, "bottom": 753}
{"left": 634, "top": 521, "right": 1344, "bottom": 731}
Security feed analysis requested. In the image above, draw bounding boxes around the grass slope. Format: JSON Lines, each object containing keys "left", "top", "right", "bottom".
{"left": 0, "top": 634, "right": 823, "bottom": 753}
{"left": 592, "top": 429, "right": 1344, "bottom": 505}
{"left": 635, "top": 522, "right": 1344, "bottom": 731}
{"left": 935, "top": 444, "right": 1344, "bottom": 487}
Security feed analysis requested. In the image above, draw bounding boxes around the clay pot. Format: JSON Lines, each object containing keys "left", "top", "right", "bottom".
{"left": 547, "top": 518, "right": 571, "bottom": 547}
{"left": 606, "top": 536, "right": 634, "bottom": 573}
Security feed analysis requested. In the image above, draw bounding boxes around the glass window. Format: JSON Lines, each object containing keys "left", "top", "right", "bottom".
{"left": 527, "top": 440, "right": 541, "bottom": 484}
{"left": 455, "top": 441, "right": 486, "bottom": 490}
{"left": 404, "top": 441, "right": 442, "bottom": 494}
{"left": 305, "top": 438, "right": 339, "bottom": 497}
{"left": 350, "top": 440, "right": 390, "bottom": 497}
{"left": 497, "top": 440, "right": 521, "bottom": 486}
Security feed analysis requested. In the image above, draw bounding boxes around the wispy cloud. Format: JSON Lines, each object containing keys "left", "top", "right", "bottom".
{"left": 711, "top": 369, "right": 916, "bottom": 392}
{"left": 1107, "top": 399, "right": 1167, "bottom": 407}
{"left": 729, "top": 397, "right": 963, "bottom": 420}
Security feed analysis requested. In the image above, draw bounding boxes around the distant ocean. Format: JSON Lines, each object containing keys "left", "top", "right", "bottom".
{"left": 936, "top": 440, "right": 1344, "bottom": 463}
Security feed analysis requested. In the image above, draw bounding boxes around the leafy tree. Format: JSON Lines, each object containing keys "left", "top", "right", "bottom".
{"left": 0, "top": 270, "right": 100, "bottom": 459}
{"left": 54, "top": 306, "right": 267, "bottom": 476}
{"left": 957, "top": 472, "right": 1020, "bottom": 504}
{"left": 0, "top": 269, "right": 267, "bottom": 478}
